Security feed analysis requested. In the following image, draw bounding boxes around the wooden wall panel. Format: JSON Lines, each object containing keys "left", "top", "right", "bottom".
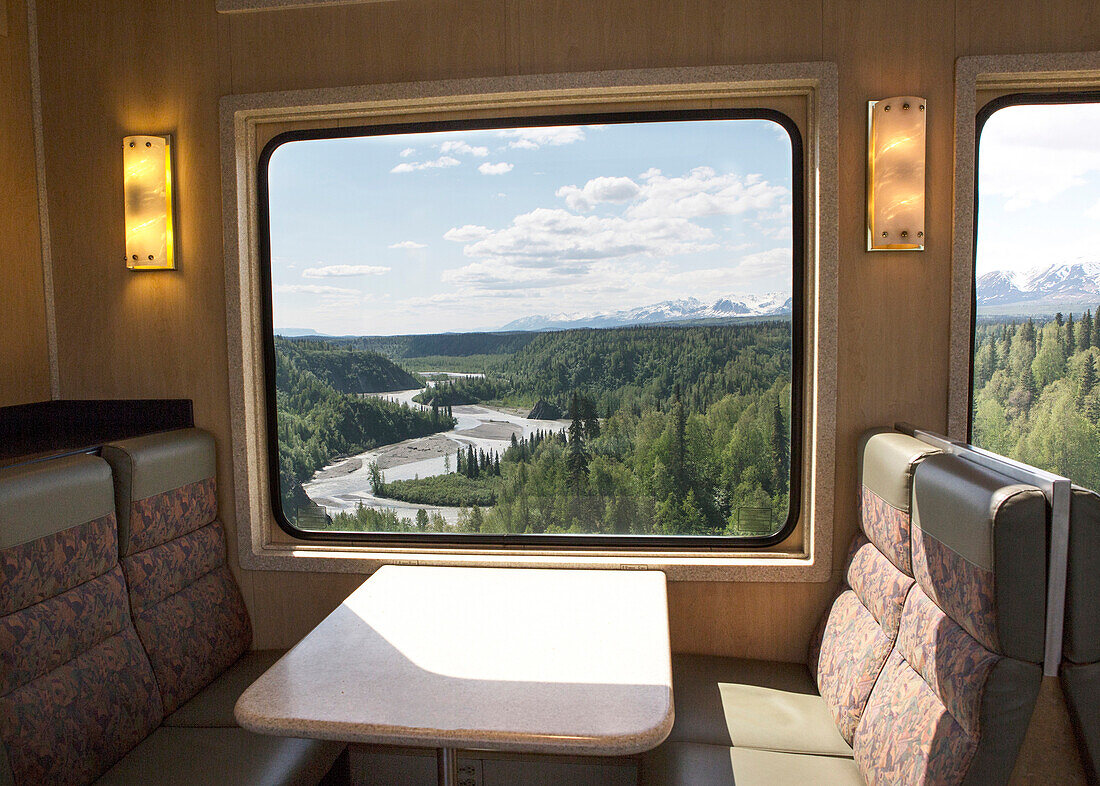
{"left": 32, "top": 0, "right": 1100, "bottom": 655}
{"left": 0, "top": 0, "right": 50, "bottom": 407}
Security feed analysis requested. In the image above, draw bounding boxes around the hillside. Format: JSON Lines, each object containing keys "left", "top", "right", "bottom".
{"left": 276, "top": 338, "right": 421, "bottom": 393}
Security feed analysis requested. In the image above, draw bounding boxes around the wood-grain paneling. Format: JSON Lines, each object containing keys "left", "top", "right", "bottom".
{"left": 31, "top": 0, "right": 1100, "bottom": 658}
{"left": 0, "top": 0, "right": 50, "bottom": 407}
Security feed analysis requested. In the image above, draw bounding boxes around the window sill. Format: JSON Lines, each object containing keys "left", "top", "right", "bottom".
{"left": 238, "top": 538, "right": 829, "bottom": 582}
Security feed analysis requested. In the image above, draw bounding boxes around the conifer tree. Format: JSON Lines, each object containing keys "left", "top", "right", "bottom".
{"left": 1066, "top": 313, "right": 1076, "bottom": 354}
{"left": 770, "top": 398, "right": 789, "bottom": 495}
{"left": 1080, "top": 353, "right": 1097, "bottom": 409}
{"left": 566, "top": 392, "right": 590, "bottom": 492}
{"left": 1094, "top": 309, "right": 1100, "bottom": 349}
{"left": 1081, "top": 310, "right": 1093, "bottom": 352}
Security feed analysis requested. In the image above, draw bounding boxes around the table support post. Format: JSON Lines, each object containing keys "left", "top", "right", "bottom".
{"left": 437, "top": 746, "right": 457, "bottom": 786}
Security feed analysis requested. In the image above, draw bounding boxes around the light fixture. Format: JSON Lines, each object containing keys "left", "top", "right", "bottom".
{"left": 123, "top": 134, "right": 177, "bottom": 270}
{"left": 867, "top": 97, "right": 926, "bottom": 251}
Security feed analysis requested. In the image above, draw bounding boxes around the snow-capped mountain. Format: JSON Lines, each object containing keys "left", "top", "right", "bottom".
{"left": 976, "top": 261, "right": 1100, "bottom": 310}
{"left": 498, "top": 293, "right": 792, "bottom": 332}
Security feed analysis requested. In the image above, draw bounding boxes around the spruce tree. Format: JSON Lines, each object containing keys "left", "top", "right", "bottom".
{"left": 1094, "top": 308, "right": 1100, "bottom": 349}
{"left": 770, "top": 398, "right": 789, "bottom": 495}
{"left": 1066, "top": 313, "right": 1076, "bottom": 355}
{"left": 1081, "top": 310, "right": 1093, "bottom": 352}
{"left": 566, "top": 392, "right": 590, "bottom": 493}
{"left": 1081, "top": 353, "right": 1097, "bottom": 408}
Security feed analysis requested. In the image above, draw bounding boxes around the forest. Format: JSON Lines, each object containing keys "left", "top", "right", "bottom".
{"left": 971, "top": 308, "right": 1100, "bottom": 491}
{"left": 273, "top": 337, "right": 454, "bottom": 506}
{"left": 276, "top": 321, "right": 794, "bottom": 538}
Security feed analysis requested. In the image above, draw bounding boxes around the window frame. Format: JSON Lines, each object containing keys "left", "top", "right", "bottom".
{"left": 257, "top": 107, "right": 807, "bottom": 549}
{"left": 965, "top": 88, "right": 1100, "bottom": 442}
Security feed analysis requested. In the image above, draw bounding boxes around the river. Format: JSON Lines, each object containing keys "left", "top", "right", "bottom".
{"left": 302, "top": 381, "right": 569, "bottom": 525}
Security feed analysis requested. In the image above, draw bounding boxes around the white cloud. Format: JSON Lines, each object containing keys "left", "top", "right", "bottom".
{"left": 500, "top": 127, "right": 585, "bottom": 149}
{"left": 443, "top": 225, "right": 493, "bottom": 243}
{"left": 478, "top": 162, "right": 514, "bottom": 175}
{"left": 390, "top": 156, "right": 461, "bottom": 173}
{"left": 626, "top": 167, "right": 787, "bottom": 220}
{"left": 556, "top": 176, "right": 641, "bottom": 211}
{"left": 439, "top": 140, "right": 489, "bottom": 157}
{"left": 733, "top": 247, "right": 793, "bottom": 280}
{"left": 444, "top": 207, "right": 715, "bottom": 268}
{"left": 980, "top": 103, "right": 1100, "bottom": 210}
{"left": 388, "top": 241, "right": 427, "bottom": 250}
{"left": 1089, "top": 199, "right": 1100, "bottom": 221}
{"left": 275, "top": 284, "right": 361, "bottom": 296}
{"left": 301, "top": 265, "right": 390, "bottom": 278}
{"left": 399, "top": 147, "right": 415, "bottom": 158}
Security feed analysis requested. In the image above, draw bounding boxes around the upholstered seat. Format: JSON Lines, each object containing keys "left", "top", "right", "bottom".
{"left": 0, "top": 455, "right": 164, "bottom": 785}
{"left": 164, "top": 649, "right": 287, "bottom": 728}
{"left": 665, "top": 654, "right": 852, "bottom": 757}
{"left": 1061, "top": 486, "right": 1100, "bottom": 782}
{"left": 642, "top": 429, "right": 1050, "bottom": 786}
{"left": 94, "top": 728, "right": 340, "bottom": 786}
{"left": 641, "top": 741, "right": 864, "bottom": 786}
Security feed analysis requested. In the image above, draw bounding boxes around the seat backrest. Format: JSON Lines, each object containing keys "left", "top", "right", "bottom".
{"left": 809, "top": 430, "right": 939, "bottom": 743}
{"left": 1061, "top": 486, "right": 1100, "bottom": 783}
{"left": 0, "top": 455, "right": 163, "bottom": 786}
{"left": 853, "top": 452, "right": 1048, "bottom": 786}
{"left": 102, "top": 428, "right": 252, "bottom": 716}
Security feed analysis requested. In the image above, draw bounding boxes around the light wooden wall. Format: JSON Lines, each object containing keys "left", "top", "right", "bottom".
{"left": 0, "top": 0, "right": 50, "bottom": 407}
{"left": 30, "top": 0, "right": 1100, "bottom": 656}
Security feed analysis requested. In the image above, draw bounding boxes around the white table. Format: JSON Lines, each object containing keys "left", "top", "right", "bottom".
{"left": 235, "top": 565, "right": 673, "bottom": 785}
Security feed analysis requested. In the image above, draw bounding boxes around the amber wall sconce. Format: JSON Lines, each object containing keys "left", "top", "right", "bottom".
{"left": 123, "top": 134, "right": 177, "bottom": 270}
{"left": 867, "top": 97, "right": 926, "bottom": 251}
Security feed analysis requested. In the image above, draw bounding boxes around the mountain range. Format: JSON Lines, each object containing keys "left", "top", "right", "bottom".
{"left": 497, "top": 293, "right": 792, "bottom": 332}
{"left": 976, "top": 261, "right": 1100, "bottom": 312}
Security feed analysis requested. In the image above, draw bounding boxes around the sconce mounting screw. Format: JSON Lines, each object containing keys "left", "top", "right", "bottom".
{"left": 903, "top": 103, "right": 910, "bottom": 110}
{"left": 882, "top": 231, "right": 888, "bottom": 238}
{"left": 917, "top": 231, "right": 924, "bottom": 238}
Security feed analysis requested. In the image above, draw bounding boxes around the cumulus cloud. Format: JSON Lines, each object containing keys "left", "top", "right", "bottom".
{"left": 556, "top": 176, "right": 641, "bottom": 211}
{"left": 439, "top": 140, "right": 489, "bottom": 157}
{"left": 444, "top": 207, "right": 715, "bottom": 268}
{"left": 275, "top": 284, "right": 361, "bottom": 296}
{"left": 399, "top": 147, "right": 415, "bottom": 158}
{"left": 626, "top": 167, "right": 787, "bottom": 220}
{"left": 478, "top": 162, "right": 514, "bottom": 175}
{"left": 301, "top": 265, "right": 390, "bottom": 278}
{"left": 443, "top": 225, "right": 493, "bottom": 243}
{"left": 388, "top": 241, "right": 427, "bottom": 250}
{"left": 500, "top": 127, "right": 585, "bottom": 149}
{"left": 390, "top": 156, "right": 461, "bottom": 173}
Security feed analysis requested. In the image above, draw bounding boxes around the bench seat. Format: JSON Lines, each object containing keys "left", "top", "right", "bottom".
{"left": 666, "top": 654, "right": 851, "bottom": 757}
{"left": 94, "top": 728, "right": 342, "bottom": 786}
{"left": 164, "top": 649, "right": 286, "bottom": 727}
{"left": 642, "top": 741, "right": 863, "bottom": 786}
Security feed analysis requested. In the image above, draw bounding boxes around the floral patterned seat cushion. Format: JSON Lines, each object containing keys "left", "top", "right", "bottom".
{"left": 102, "top": 430, "right": 253, "bottom": 716}
{"left": 0, "top": 455, "right": 163, "bottom": 786}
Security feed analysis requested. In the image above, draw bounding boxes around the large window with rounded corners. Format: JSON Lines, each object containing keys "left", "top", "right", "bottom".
{"left": 259, "top": 108, "right": 804, "bottom": 547}
{"left": 970, "top": 93, "right": 1100, "bottom": 490}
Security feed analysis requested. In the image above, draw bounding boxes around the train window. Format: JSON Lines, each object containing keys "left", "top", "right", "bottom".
{"left": 971, "top": 96, "right": 1100, "bottom": 488}
{"left": 259, "top": 110, "right": 803, "bottom": 546}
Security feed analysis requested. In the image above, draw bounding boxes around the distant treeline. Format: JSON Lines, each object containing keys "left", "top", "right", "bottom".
{"left": 409, "top": 322, "right": 793, "bottom": 416}
{"left": 321, "top": 332, "right": 537, "bottom": 358}
{"left": 972, "top": 308, "right": 1100, "bottom": 490}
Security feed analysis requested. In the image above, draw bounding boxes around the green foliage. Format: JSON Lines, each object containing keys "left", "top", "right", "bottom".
{"left": 276, "top": 337, "right": 422, "bottom": 393}
{"left": 273, "top": 341, "right": 455, "bottom": 523}
{"left": 279, "top": 320, "right": 796, "bottom": 538}
{"left": 381, "top": 473, "right": 500, "bottom": 507}
{"left": 972, "top": 309, "right": 1100, "bottom": 490}
{"left": 320, "top": 332, "right": 537, "bottom": 359}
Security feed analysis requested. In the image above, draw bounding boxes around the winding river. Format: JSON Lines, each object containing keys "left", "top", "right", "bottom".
{"left": 302, "top": 381, "right": 569, "bottom": 525}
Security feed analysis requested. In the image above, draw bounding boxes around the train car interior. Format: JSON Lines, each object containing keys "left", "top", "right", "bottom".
{"left": 2, "top": 0, "right": 1100, "bottom": 784}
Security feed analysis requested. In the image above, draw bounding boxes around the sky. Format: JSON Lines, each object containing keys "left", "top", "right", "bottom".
{"left": 976, "top": 102, "right": 1100, "bottom": 278}
{"left": 267, "top": 118, "right": 793, "bottom": 336}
